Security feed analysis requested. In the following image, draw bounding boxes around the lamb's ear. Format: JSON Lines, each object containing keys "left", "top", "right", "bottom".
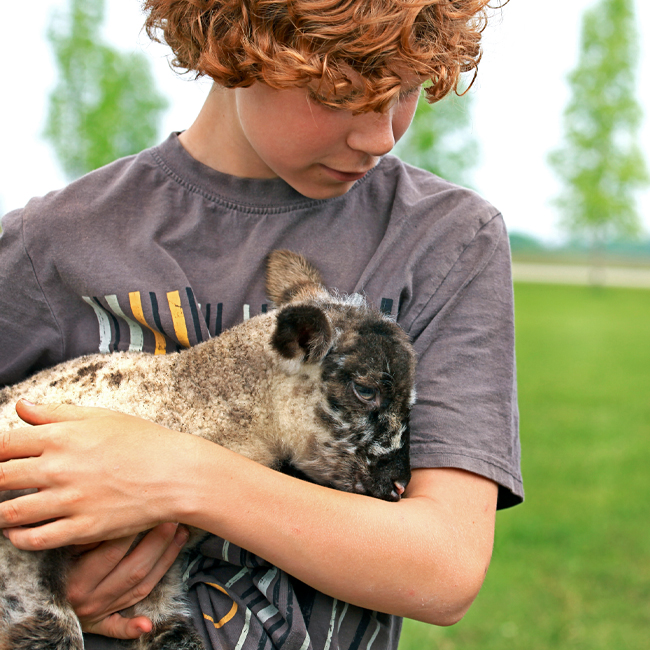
{"left": 266, "top": 250, "right": 328, "bottom": 306}
{"left": 271, "top": 304, "right": 333, "bottom": 363}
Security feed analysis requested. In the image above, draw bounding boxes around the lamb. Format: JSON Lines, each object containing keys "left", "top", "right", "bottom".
{"left": 0, "top": 250, "right": 416, "bottom": 650}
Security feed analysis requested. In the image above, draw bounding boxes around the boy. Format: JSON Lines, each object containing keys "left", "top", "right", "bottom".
{"left": 0, "top": 1, "right": 522, "bottom": 648}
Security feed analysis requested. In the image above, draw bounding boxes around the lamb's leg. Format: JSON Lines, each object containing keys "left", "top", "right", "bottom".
{"left": 1, "top": 606, "right": 84, "bottom": 650}
{"left": 0, "top": 544, "right": 84, "bottom": 650}
{"left": 126, "top": 553, "right": 205, "bottom": 650}
{"left": 135, "top": 616, "right": 205, "bottom": 650}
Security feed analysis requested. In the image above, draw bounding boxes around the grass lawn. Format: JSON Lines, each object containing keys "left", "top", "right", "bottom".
{"left": 399, "top": 283, "right": 650, "bottom": 650}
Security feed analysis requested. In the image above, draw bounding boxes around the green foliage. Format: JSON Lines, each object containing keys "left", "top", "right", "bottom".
{"left": 399, "top": 283, "right": 650, "bottom": 650}
{"left": 549, "top": 0, "right": 649, "bottom": 244}
{"left": 394, "top": 87, "right": 479, "bottom": 188}
{"left": 44, "top": 0, "right": 168, "bottom": 179}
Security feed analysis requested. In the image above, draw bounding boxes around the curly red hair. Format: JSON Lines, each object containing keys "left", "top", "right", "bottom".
{"left": 143, "top": 0, "right": 501, "bottom": 112}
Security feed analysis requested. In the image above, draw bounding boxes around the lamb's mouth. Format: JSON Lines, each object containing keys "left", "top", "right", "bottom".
{"left": 277, "top": 460, "right": 406, "bottom": 502}
{"left": 353, "top": 480, "right": 406, "bottom": 502}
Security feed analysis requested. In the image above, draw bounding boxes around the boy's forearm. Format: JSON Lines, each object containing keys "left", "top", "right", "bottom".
{"left": 178, "top": 444, "right": 498, "bottom": 625}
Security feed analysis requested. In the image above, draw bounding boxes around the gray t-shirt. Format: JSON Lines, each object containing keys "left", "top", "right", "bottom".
{"left": 0, "top": 133, "right": 522, "bottom": 649}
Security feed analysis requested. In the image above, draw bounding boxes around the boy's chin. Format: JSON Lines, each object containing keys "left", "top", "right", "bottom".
{"left": 288, "top": 179, "right": 357, "bottom": 200}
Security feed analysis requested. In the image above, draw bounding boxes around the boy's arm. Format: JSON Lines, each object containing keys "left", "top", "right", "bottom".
{"left": 183, "top": 448, "right": 497, "bottom": 626}
{"left": 0, "top": 403, "right": 496, "bottom": 627}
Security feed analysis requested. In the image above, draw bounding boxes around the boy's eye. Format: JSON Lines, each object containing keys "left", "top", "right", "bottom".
{"left": 308, "top": 89, "right": 360, "bottom": 111}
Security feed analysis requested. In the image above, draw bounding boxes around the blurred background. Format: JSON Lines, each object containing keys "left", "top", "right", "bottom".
{"left": 1, "top": 0, "right": 649, "bottom": 648}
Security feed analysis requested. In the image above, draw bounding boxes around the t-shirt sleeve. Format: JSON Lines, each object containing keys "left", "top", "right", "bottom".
{"left": 0, "top": 209, "right": 63, "bottom": 386}
{"left": 403, "top": 212, "right": 522, "bottom": 509}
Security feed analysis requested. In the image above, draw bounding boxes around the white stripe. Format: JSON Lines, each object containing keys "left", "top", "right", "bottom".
{"left": 234, "top": 608, "right": 252, "bottom": 650}
{"left": 243, "top": 304, "right": 251, "bottom": 321}
{"left": 225, "top": 567, "right": 249, "bottom": 589}
{"left": 105, "top": 294, "right": 144, "bottom": 352}
{"left": 222, "top": 540, "right": 230, "bottom": 562}
{"left": 323, "top": 599, "right": 338, "bottom": 650}
{"left": 258, "top": 604, "right": 280, "bottom": 624}
{"left": 299, "top": 633, "right": 312, "bottom": 650}
{"left": 181, "top": 554, "right": 201, "bottom": 583}
{"left": 366, "top": 616, "right": 381, "bottom": 650}
{"left": 257, "top": 567, "right": 278, "bottom": 597}
{"left": 337, "top": 602, "right": 349, "bottom": 632}
{"left": 83, "top": 297, "right": 112, "bottom": 354}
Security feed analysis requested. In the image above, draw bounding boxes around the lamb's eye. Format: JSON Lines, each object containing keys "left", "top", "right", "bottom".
{"left": 352, "top": 382, "right": 379, "bottom": 406}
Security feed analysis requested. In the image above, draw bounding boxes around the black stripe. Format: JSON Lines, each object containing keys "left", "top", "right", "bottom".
{"left": 186, "top": 287, "right": 204, "bottom": 343}
{"left": 266, "top": 573, "right": 287, "bottom": 641}
{"left": 261, "top": 303, "right": 268, "bottom": 314}
{"left": 149, "top": 292, "right": 167, "bottom": 336}
{"left": 275, "top": 583, "right": 294, "bottom": 648}
{"left": 205, "top": 303, "right": 212, "bottom": 336}
{"left": 215, "top": 303, "right": 223, "bottom": 336}
{"left": 290, "top": 577, "right": 316, "bottom": 632}
{"left": 267, "top": 616, "right": 286, "bottom": 640}
{"left": 242, "top": 590, "right": 266, "bottom": 608}
{"left": 95, "top": 297, "right": 120, "bottom": 352}
{"left": 349, "top": 609, "right": 372, "bottom": 650}
{"left": 256, "top": 630, "right": 271, "bottom": 650}
{"left": 380, "top": 298, "right": 394, "bottom": 316}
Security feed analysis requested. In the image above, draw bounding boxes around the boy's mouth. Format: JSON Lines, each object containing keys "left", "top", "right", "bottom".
{"left": 320, "top": 165, "right": 369, "bottom": 182}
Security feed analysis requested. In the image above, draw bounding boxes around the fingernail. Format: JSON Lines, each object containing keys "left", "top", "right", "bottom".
{"left": 20, "top": 399, "right": 36, "bottom": 406}
{"left": 174, "top": 526, "right": 190, "bottom": 548}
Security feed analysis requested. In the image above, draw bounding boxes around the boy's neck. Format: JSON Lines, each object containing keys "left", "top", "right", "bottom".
{"left": 178, "top": 84, "right": 278, "bottom": 180}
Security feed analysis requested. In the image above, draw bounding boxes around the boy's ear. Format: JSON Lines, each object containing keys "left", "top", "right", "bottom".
{"left": 271, "top": 305, "right": 333, "bottom": 363}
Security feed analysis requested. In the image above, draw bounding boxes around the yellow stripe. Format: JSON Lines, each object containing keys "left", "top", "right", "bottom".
{"left": 166, "top": 290, "right": 191, "bottom": 348}
{"left": 129, "top": 292, "right": 167, "bottom": 355}
{"left": 202, "top": 583, "right": 238, "bottom": 628}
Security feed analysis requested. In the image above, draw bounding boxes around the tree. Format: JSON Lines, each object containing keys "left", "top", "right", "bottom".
{"left": 549, "top": 0, "right": 649, "bottom": 248}
{"left": 44, "top": 0, "right": 168, "bottom": 179}
{"left": 394, "top": 83, "right": 479, "bottom": 188}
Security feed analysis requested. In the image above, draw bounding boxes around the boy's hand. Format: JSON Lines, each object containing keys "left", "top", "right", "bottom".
{"left": 0, "top": 401, "right": 200, "bottom": 549}
{"left": 68, "top": 523, "right": 190, "bottom": 639}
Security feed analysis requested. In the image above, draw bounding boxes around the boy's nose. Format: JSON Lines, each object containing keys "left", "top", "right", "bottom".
{"left": 347, "top": 111, "right": 396, "bottom": 157}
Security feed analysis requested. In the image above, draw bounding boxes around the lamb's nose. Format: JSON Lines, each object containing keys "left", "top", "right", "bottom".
{"left": 390, "top": 480, "right": 406, "bottom": 500}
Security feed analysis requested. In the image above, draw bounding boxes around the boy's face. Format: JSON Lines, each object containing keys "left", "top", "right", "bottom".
{"left": 229, "top": 82, "right": 421, "bottom": 199}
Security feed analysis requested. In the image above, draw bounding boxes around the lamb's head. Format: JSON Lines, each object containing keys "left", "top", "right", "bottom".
{"left": 266, "top": 251, "right": 417, "bottom": 502}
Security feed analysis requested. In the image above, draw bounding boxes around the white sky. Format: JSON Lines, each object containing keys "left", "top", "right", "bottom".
{"left": 1, "top": 0, "right": 649, "bottom": 243}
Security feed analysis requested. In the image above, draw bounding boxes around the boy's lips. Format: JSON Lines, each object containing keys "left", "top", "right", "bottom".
{"left": 320, "top": 164, "right": 370, "bottom": 182}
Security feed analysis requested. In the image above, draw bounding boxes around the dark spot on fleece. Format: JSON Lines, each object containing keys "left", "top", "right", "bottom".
{"left": 76, "top": 362, "right": 104, "bottom": 382}
{"left": 227, "top": 405, "right": 253, "bottom": 428}
{"left": 4, "top": 594, "right": 25, "bottom": 613}
{"left": 107, "top": 371, "right": 124, "bottom": 388}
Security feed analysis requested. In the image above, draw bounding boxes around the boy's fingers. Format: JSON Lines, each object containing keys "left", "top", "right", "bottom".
{"left": 84, "top": 524, "right": 189, "bottom": 612}
{"left": 15, "top": 400, "right": 113, "bottom": 426}
{"left": 83, "top": 612, "right": 153, "bottom": 639}
{"left": 67, "top": 535, "right": 138, "bottom": 599}
{"left": 0, "top": 457, "right": 44, "bottom": 490}
{"left": 68, "top": 523, "right": 181, "bottom": 604}
{"left": 0, "top": 487, "right": 63, "bottom": 532}
{"left": 0, "top": 428, "right": 46, "bottom": 461}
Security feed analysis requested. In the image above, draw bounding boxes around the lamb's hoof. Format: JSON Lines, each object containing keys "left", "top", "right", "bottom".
{"left": 140, "top": 616, "right": 205, "bottom": 650}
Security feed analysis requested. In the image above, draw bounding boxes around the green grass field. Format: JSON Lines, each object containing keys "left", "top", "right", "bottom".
{"left": 399, "top": 282, "right": 650, "bottom": 650}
